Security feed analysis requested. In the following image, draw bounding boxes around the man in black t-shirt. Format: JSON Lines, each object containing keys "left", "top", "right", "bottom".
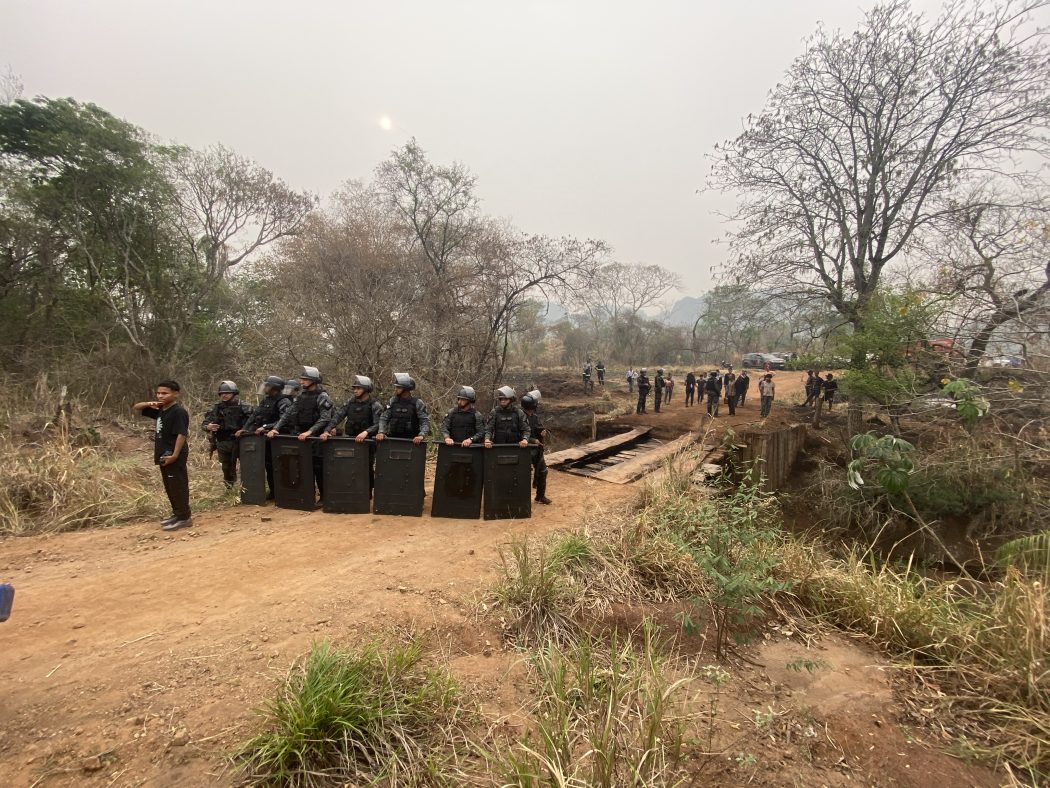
{"left": 133, "top": 379, "right": 192, "bottom": 531}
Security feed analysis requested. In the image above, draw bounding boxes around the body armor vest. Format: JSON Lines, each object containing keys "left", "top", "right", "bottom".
{"left": 492, "top": 408, "right": 523, "bottom": 444}
{"left": 343, "top": 398, "right": 376, "bottom": 434}
{"left": 214, "top": 401, "right": 249, "bottom": 437}
{"left": 295, "top": 389, "right": 322, "bottom": 430}
{"left": 447, "top": 408, "right": 477, "bottom": 442}
{"left": 257, "top": 394, "right": 289, "bottom": 425}
{"left": 386, "top": 396, "right": 420, "bottom": 438}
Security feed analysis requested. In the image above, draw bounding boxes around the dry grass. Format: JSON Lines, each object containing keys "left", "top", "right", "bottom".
{"left": 483, "top": 621, "right": 707, "bottom": 787}
{"left": 780, "top": 541, "right": 1050, "bottom": 780}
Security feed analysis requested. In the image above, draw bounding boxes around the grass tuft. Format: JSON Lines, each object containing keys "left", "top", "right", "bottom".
{"left": 234, "top": 638, "right": 463, "bottom": 787}
{"left": 491, "top": 621, "right": 701, "bottom": 787}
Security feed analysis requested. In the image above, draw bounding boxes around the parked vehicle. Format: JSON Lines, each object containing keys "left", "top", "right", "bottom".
{"left": 742, "top": 353, "right": 786, "bottom": 370}
{"left": 980, "top": 355, "right": 1024, "bottom": 368}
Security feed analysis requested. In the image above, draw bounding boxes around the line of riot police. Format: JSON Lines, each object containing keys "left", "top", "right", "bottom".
{"left": 202, "top": 367, "right": 551, "bottom": 520}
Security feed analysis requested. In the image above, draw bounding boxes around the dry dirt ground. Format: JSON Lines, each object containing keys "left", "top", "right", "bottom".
{"left": 0, "top": 377, "right": 1003, "bottom": 786}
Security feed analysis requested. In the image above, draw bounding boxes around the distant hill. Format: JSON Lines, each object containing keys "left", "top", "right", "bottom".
{"left": 665, "top": 295, "right": 706, "bottom": 327}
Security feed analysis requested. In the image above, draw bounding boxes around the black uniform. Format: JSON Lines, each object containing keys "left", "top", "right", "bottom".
{"left": 441, "top": 407, "right": 485, "bottom": 443}
{"left": 485, "top": 405, "right": 531, "bottom": 443}
{"left": 737, "top": 373, "right": 751, "bottom": 406}
{"left": 653, "top": 373, "right": 665, "bottom": 413}
{"left": 272, "top": 387, "right": 334, "bottom": 498}
{"left": 596, "top": 363, "right": 605, "bottom": 385}
{"left": 202, "top": 399, "right": 254, "bottom": 487}
{"left": 243, "top": 392, "right": 291, "bottom": 498}
{"left": 704, "top": 375, "right": 722, "bottom": 416}
{"left": 636, "top": 373, "right": 651, "bottom": 414}
{"left": 684, "top": 372, "right": 696, "bottom": 407}
{"left": 525, "top": 408, "right": 549, "bottom": 502}
{"left": 734, "top": 375, "right": 748, "bottom": 409}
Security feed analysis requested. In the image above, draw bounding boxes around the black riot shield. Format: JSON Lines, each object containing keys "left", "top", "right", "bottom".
{"left": 373, "top": 438, "right": 426, "bottom": 516}
{"left": 239, "top": 434, "right": 268, "bottom": 505}
{"left": 483, "top": 445, "right": 533, "bottom": 520}
{"left": 322, "top": 438, "right": 372, "bottom": 514}
{"left": 431, "top": 444, "right": 484, "bottom": 519}
{"left": 272, "top": 435, "right": 316, "bottom": 511}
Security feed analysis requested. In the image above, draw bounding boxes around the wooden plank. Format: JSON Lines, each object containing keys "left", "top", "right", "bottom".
{"left": 591, "top": 432, "right": 702, "bottom": 484}
{"left": 546, "top": 427, "right": 651, "bottom": 467}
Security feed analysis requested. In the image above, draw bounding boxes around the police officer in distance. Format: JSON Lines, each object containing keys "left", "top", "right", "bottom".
{"left": 521, "top": 389, "right": 551, "bottom": 505}
{"left": 484, "top": 386, "right": 531, "bottom": 447}
{"left": 653, "top": 368, "right": 666, "bottom": 414}
{"left": 441, "top": 386, "right": 485, "bottom": 446}
{"left": 267, "top": 366, "right": 334, "bottom": 498}
{"left": 202, "top": 381, "right": 254, "bottom": 489}
{"left": 239, "top": 375, "right": 291, "bottom": 500}
{"left": 636, "top": 368, "right": 651, "bottom": 414}
{"left": 376, "top": 373, "right": 430, "bottom": 444}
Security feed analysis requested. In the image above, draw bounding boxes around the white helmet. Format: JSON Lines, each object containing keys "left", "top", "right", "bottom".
{"left": 495, "top": 385, "right": 516, "bottom": 400}
{"left": 352, "top": 375, "right": 373, "bottom": 392}
{"left": 393, "top": 372, "right": 416, "bottom": 391}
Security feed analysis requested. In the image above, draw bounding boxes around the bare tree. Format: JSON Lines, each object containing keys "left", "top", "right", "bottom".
{"left": 928, "top": 189, "right": 1050, "bottom": 371}
{"left": 710, "top": 0, "right": 1050, "bottom": 348}
{"left": 569, "top": 262, "right": 680, "bottom": 358}
{"left": 375, "top": 138, "right": 478, "bottom": 278}
{"left": 165, "top": 144, "right": 316, "bottom": 281}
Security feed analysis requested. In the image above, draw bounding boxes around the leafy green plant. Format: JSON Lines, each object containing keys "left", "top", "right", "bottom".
{"left": 996, "top": 531, "right": 1050, "bottom": 579}
{"left": 786, "top": 657, "right": 829, "bottom": 674}
{"left": 941, "top": 378, "right": 990, "bottom": 428}
{"left": 678, "top": 476, "right": 791, "bottom": 658}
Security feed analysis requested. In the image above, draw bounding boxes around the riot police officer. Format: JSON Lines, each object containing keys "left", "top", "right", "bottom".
{"left": 521, "top": 389, "right": 551, "bottom": 505}
{"left": 325, "top": 376, "right": 383, "bottom": 442}
{"left": 636, "top": 368, "right": 651, "bottom": 414}
{"left": 441, "top": 386, "right": 485, "bottom": 446}
{"left": 653, "top": 368, "right": 666, "bottom": 414}
{"left": 267, "top": 366, "right": 334, "bottom": 499}
{"left": 322, "top": 375, "right": 383, "bottom": 495}
{"left": 485, "top": 386, "right": 531, "bottom": 447}
{"left": 376, "top": 373, "right": 430, "bottom": 443}
{"left": 202, "top": 381, "right": 254, "bottom": 489}
{"left": 240, "top": 375, "right": 291, "bottom": 499}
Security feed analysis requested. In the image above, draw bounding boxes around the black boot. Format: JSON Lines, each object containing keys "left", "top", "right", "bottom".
{"left": 535, "top": 473, "right": 552, "bottom": 505}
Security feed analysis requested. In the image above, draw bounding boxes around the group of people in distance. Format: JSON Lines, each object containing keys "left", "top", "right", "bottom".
{"left": 624, "top": 365, "right": 773, "bottom": 417}
{"left": 133, "top": 368, "right": 552, "bottom": 533}
{"left": 803, "top": 370, "right": 839, "bottom": 411}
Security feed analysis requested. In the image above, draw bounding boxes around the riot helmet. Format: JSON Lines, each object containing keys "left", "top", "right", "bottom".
{"left": 217, "top": 380, "right": 239, "bottom": 395}
{"left": 640, "top": 368, "right": 647, "bottom": 374}
{"left": 495, "top": 385, "right": 516, "bottom": 400}
{"left": 657, "top": 368, "right": 665, "bottom": 374}
{"left": 283, "top": 379, "right": 302, "bottom": 397}
{"left": 521, "top": 389, "right": 541, "bottom": 408}
{"left": 393, "top": 372, "right": 416, "bottom": 391}
{"left": 352, "top": 375, "right": 374, "bottom": 392}
{"left": 456, "top": 386, "right": 476, "bottom": 403}
{"left": 300, "top": 366, "right": 322, "bottom": 384}
{"left": 263, "top": 375, "right": 285, "bottom": 389}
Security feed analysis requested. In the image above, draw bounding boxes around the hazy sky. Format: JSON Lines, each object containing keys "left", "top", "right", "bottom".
{"left": 2, "top": 0, "right": 952, "bottom": 299}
